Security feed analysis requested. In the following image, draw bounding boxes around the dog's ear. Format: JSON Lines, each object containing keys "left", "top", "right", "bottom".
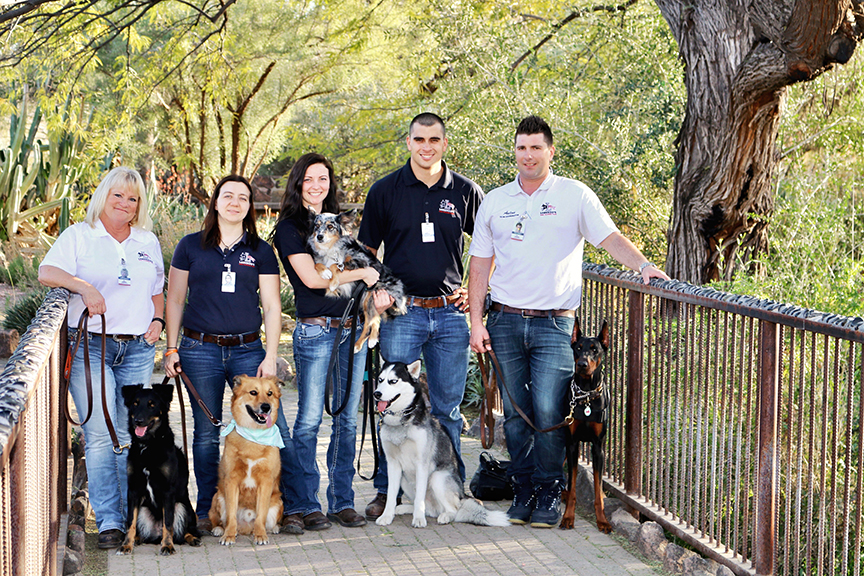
{"left": 598, "top": 320, "right": 609, "bottom": 350}
{"left": 572, "top": 317, "right": 582, "bottom": 344}
{"left": 154, "top": 384, "right": 174, "bottom": 406}
{"left": 121, "top": 384, "right": 142, "bottom": 406}
{"left": 407, "top": 359, "right": 422, "bottom": 380}
{"left": 233, "top": 375, "right": 245, "bottom": 388}
{"left": 338, "top": 209, "right": 360, "bottom": 232}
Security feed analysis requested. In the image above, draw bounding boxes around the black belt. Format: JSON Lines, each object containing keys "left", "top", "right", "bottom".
{"left": 182, "top": 328, "right": 260, "bottom": 346}
{"left": 298, "top": 316, "right": 355, "bottom": 328}
{"left": 75, "top": 330, "right": 137, "bottom": 341}
{"left": 490, "top": 302, "right": 576, "bottom": 318}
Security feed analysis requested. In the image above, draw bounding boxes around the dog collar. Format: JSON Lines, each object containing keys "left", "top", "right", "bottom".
{"left": 221, "top": 420, "right": 285, "bottom": 448}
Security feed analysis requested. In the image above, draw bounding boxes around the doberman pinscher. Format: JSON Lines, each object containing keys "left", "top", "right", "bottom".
{"left": 560, "top": 318, "right": 612, "bottom": 532}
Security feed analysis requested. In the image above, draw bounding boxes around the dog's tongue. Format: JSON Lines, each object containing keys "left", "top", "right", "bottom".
{"left": 135, "top": 426, "right": 147, "bottom": 437}
{"left": 265, "top": 413, "right": 274, "bottom": 427}
{"left": 376, "top": 400, "right": 389, "bottom": 413}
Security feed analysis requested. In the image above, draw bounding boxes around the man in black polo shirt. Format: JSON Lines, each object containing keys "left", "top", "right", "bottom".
{"left": 358, "top": 112, "right": 484, "bottom": 518}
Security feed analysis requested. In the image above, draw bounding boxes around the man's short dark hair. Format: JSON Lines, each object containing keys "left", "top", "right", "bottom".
{"left": 515, "top": 115, "right": 553, "bottom": 146}
{"left": 410, "top": 112, "right": 446, "bottom": 137}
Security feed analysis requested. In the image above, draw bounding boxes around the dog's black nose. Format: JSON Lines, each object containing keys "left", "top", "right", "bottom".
{"left": 577, "top": 359, "right": 589, "bottom": 368}
{"left": 260, "top": 403, "right": 271, "bottom": 413}
{"left": 373, "top": 391, "right": 382, "bottom": 400}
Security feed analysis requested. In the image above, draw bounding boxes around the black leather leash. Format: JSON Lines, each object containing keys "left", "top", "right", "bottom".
{"left": 62, "top": 309, "right": 129, "bottom": 453}
{"left": 323, "top": 282, "right": 366, "bottom": 417}
{"left": 356, "top": 344, "right": 380, "bottom": 480}
{"left": 482, "top": 338, "right": 573, "bottom": 434}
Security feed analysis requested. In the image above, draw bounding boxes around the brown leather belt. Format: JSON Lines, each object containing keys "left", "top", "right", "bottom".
{"left": 77, "top": 331, "right": 136, "bottom": 341}
{"left": 183, "top": 328, "right": 260, "bottom": 346}
{"left": 298, "top": 316, "right": 354, "bottom": 328}
{"left": 490, "top": 302, "right": 576, "bottom": 318}
{"left": 407, "top": 293, "right": 461, "bottom": 309}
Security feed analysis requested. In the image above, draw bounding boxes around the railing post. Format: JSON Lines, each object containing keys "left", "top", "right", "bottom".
{"left": 625, "top": 290, "right": 644, "bottom": 497}
{"left": 755, "top": 320, "right": 779, "bottom": 576}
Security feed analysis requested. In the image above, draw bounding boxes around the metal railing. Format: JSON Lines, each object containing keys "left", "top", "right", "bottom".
{"left": 581, "top": 263, "right": 864, "bottom": 576}
{"left": 0, "top": 288, "right": 69, "bottom": 576}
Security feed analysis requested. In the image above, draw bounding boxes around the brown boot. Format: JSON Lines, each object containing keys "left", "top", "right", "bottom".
{"left": 280, "top": 513, "right": 304, "bottom": 535}
{"left": 328, "top": 508, "right": 367, "bottom": 527}
{"left": 365, "top": 492, "right": 401, "bottom": 519}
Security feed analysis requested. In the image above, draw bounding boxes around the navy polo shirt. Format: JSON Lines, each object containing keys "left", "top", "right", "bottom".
{"left": 171, "top": 231, "right": 280, "bottom": 335}
{"left": 273, "top": 218, "right": 353, "bottom": 318}
{"left": 358, "top": 160, "right": 483, "bottom": 297}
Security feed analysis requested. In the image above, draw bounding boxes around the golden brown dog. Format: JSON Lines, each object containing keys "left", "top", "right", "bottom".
{"left": 209, "top": 375, "right": 283, "bottom": 545}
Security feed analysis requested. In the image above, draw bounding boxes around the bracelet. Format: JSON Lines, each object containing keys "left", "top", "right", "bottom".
{"left": 152, "top": 317, "right": 166, "bottom": 330}
{"left": 639, "top": 261, "right": 656, "bottom": 274}
{"left": 164, "top": 349, "right": 178, "bottom": 358}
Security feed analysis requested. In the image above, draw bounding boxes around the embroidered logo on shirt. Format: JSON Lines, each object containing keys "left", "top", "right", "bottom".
{"left": 238, "top": 252, "right": 256, "bottom": 267}
{"left": 499, "top": 210, "right": 520, "bottom": 219}
{"left": 540, "top": 202, "right": 557, "bottom": 216}
{"left": 137, "top": 251, "right": 154, "bottom": 264}
{"left": 439, "top": 199, "right": 457, "bottom": 216}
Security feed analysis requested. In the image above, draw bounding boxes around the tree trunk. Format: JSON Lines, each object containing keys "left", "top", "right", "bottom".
{"left": 659, "top": 0, "right": 862, "bottom": 284}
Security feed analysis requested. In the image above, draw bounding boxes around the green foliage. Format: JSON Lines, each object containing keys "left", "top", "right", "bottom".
{"left": 2, "top": 287, "right": 47, "bottom": 335}
{"left": 462, "top": 354, "right": 484, "bottom": 409}
{"left": 281, "top": 285, "right": 296, "bottom": 317}
{"left": 0, "top": 253, "right": 40, "bottom": 288}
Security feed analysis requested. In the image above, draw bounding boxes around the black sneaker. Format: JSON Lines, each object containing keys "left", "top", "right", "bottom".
{"left": 530, "top": 480, "right": 562, "bottom": 528}
{"left": 507, "top": 476, "right": 535, "bottom": 525}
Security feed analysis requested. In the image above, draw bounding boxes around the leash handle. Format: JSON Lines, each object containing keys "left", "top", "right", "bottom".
{"left": 162, "top": 375, "right": 190, "bottom": 456}
{"left": 476, "top": 351, "right": 498, "bottom": 449}
{"left": 175, "top": 370, "right": 223, "bottom": 428}
{"left": 324, "top": 282, "right": 366, "bottom": 417}
{"left": 482, "top": 338, "right": 571, "bottom": 434}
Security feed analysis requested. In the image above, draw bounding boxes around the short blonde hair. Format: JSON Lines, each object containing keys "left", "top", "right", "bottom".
{"left": 84, "top": 167, "right": 152, "bottom": 231}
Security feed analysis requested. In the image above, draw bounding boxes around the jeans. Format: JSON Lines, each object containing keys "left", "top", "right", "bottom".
{"left": 373, "top": 304, "right": 469, "bottom": 494}
{"left": 291, "top": 320, "right": 366, "bottom": 515}
{"left": 67, "top": 330, "right": 156, "bottom": 533}
{"left": 485, "top": 310, "right": 575, "bottom": 487}
{"left": 178, "top": 335, "right": 301, "bottom": 518}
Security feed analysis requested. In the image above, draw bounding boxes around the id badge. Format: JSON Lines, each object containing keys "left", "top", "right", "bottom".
{"left": 421, "top": 221, "right": 435, "bottom": 243}
{"left": 222, "top": 264, "right": 236, "bottom": 293}
{"left": 511, "top": 220, "right": 525, "bottom": 241}
{"left": 118, "top": 258, "right": 132, "bottom": 286}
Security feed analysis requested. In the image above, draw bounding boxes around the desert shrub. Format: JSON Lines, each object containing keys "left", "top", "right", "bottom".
{"left": 3, "top": 288, "right": 48, "bottom": 335}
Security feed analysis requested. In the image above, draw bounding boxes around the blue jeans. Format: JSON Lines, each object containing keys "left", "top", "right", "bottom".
{"left": 291, "top": 320, "right": 366, "bottom": 515}
{"left": 485, "top": 311, "right": 575, "bottom": 487}
{"left": 178, "top": 335, "right": 301, "bottom": 518}
{"left": 67, "top": 330, "right": 156, "bottom": 533}
{"left": 373, "top": 304, "right": 469, "bottom": 494}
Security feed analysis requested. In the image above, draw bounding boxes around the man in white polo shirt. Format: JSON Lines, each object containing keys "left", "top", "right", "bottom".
{"left": 467, "top": 115, "right": 668, "bottom": 528}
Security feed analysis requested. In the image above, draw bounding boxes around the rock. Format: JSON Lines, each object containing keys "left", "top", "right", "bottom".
{"left": 62, "top": 547, "right": 84, "bottom": 575}
{"left": 574, "top": 466, "right": 596, "bottom": 511}
{"left": 610, "top": 508, "right": 641, "bottom": 542}
{"left": 0, "top": 328, "right": 19, "bottom": 357}
{"left": 464, "top": 412, "right": 507, "bottom": 451}
{"left": 66, "top": 527, "right": 85, "bottom": 552}
{"left": 276, "top": 357, "right": 294, "bottom": 386}
{"left": 664, "top": 543, "right": 698, "bottom": 574}
{"left": 714, "top": 564, "right": 735, "bottom": 576}
{"left": 603, "top": 497, "right": 626, "bottom": 517}
{"left": 636, "top": 521, "right": 668, "bottom": 562}
{"left": 281, "top": 314, "right": 296, "bottom": 333}
{"left": 682, "top": 556, "right": 714, "bottom": 576}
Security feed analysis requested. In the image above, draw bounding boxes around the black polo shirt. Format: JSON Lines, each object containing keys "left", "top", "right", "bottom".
{"left": 358, "top": 160, "right": 483, "bottom": 297}
{"left": 273, "top": 218, "right": 353, "bottom": 318}
{"left": 171, "top": 231, "right": 280, "bottom": 335}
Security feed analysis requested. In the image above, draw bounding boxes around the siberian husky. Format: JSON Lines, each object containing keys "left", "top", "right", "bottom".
{"left": 373, "top": 360, "right": 509, "bottom": 528}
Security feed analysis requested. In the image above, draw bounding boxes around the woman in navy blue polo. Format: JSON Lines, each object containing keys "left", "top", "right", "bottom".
{"left": 164, "top": 175, "right": 300, "bottom": 534}
{"left": 272, "top": 153, "right": 381, "bottom": 531}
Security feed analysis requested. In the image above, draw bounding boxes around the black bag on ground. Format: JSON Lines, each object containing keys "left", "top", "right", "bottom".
{"left": 469, "top": 451, "right": 514, "bottom": 501}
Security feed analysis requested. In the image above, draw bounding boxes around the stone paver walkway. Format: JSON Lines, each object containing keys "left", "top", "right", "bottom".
{"left": 103, "top": 375, "right": 664, "bottom": 576}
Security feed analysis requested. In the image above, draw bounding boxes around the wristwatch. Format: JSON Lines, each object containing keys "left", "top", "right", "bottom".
{"left": 639, "top": 261, "right": 656, "bottom": 273}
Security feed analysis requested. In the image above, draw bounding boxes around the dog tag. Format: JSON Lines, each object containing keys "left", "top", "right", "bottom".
{"left": 584, "top": 405, "right": 592, "bottom": 417}
{"left": 118, "top": 258, "right": 131, "bottom": 286}
{"left": 222, "top": 264, "right": 236, "bottom": 293}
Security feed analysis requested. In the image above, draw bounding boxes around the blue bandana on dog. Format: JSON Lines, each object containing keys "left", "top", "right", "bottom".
{"left": 221, "top": 420, "right": 285, "bottom": 448}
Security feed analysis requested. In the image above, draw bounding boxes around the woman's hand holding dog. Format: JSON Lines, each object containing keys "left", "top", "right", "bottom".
{"left": 164, "top": 352, "right": 181, "bottom": 377}
{"left": 372, "top": 289, "right": 394, "bottom": 314}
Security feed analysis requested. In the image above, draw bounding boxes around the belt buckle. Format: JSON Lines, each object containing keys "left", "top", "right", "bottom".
{"left": 521, "top": 309, "right": 530, "bottom": 318}
{"left": 216, "top": 334, "right": 231, "bottom": 346}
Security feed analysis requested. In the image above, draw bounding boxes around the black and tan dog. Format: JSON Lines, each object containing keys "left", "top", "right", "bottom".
{"left": 209, "top": 375, "right": 283, "bottom": 545}
{"left": 118, "top": 384, "right": 201, "bottom": 555}
{"left": 560, "top": 318, "right": 612, "bottom": 533}
{"left": 307, "top": 210, "right": 407, "bottom": 351}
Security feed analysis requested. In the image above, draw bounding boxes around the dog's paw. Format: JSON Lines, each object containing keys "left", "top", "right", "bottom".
{"left": 320, "top": 269, "right": 333, "bottom": 280}
{"left": 219, "top": 532, "right": 236, "bottom": 546}
{"left": 116, "top": 544, "right": 132, "bottom": 556}
{"left": 254, "top": 533, "right": 269, "bottom": 545}
{"left": 159, "top": 544, "right": 176, "bottom": 556}
{"left": 597, "top": 519, "right": 612, "bottom": 534}
{"left": 211, "top": 525, "right": 224, "bottom": 537}
{"left": 411, "top": 514, "right": 427, "bottom": 528}
{"left": 394, "top": 504, "right": 413, "bottom": 515}
{"left": 559, "top": 517, "right": 575, "bottom": 530}
{"left": 367, "top": 336, "right": 378, "bottom": 349}
{"left": 376, "top": 513, "right": 395, "bottom": 526}
{"left": 437, "top": 512, "right": 455, "bottom": 524}
{"left": 187, "top": 535, "right": 202, "bottom": 547}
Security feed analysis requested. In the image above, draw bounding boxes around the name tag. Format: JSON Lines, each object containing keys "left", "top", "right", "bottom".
{"left": 222, "top": 264, "right": 236, "bottom": 293}
{"left": 421, "top": 221, "right": 435, "bottom": 243}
